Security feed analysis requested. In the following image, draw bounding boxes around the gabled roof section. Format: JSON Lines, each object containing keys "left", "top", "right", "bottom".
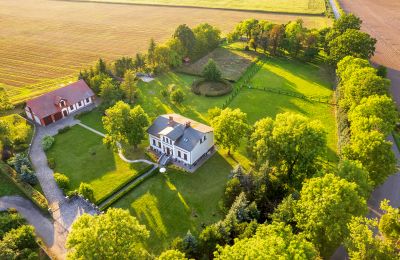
{"left": 147, "top": 114, "right": 213, "bottom": 151}
{"left": 26, "top": 80, "right": 94, "bottom": 118}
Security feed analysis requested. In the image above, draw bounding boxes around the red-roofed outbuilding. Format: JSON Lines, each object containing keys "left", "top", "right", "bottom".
{"left": 25, "top": 80, "right": 95, "bottom": 126}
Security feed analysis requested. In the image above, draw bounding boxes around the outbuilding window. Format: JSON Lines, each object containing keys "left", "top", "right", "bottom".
{"left": 184, "top": 154, "right": 187, "bottom": 161}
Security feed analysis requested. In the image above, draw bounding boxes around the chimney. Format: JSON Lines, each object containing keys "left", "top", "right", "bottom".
{"left": 185, "top": 121, "right": 191, "bottom": 128}
{"left": 168, "top": 116, "right": 174, "bottom": 125}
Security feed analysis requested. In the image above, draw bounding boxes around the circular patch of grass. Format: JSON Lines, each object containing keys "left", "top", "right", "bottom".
{"left": 192, "top": 79, "right": 232, "bottom": 97}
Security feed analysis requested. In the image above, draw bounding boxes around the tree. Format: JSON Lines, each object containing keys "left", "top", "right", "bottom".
{"left": 328, "top": 29, "right": 377, "bottom": 64}
{"left": 134, "top": 53, "right": 146, "bottom": 71}
{"left": 170, "top": 89, "right": 184, "bottom": 104}
{"left": 249, "top": 113, "right": 326, "bottom": 190}
{"left": 222, "top": 178, "right": 242, "bottom": 210}
{"left": 269, "top": 24, "right": 285, "bottom": 55}
{"left": 99, "top": 78, "right": 123, "bottom": 109}
{"left": 113, "top": 57, "right": 134, "bottom": 78}
{"left": 120, "top": 70, "right": 138, "bottom": 103}
{"left": 103, "top": 101, "right": 149, "bottom": 150}
{"left": 95, "top": 58, "right": 107, "bottom": 74}
{"left": 210, "top": 108, "right": 249, "bottom": 155}
{"left": 294, "top": 174, "right": 367, "bottom": 257}
{"left": 336, "top": 160, "right": 372, "bottom": 199}
{"left": 339, "top": 67, "right": 389, "bottom": 111}
{"left": 173, "top": 24, "right": 196, "bottom": 57}
{"left": 158, "top": 249, "right": 187, "bottom": 260}
{"left": 214, "top": 222, "right": 319, "bottom": 259}
{"left": 181, "top": 231, "right": 198, "bottom": 259}
{"left": 147, "top": 38, "right": 157, "bottom": 69}
{"left": 78, "top": 183, "right": 95, "bottom": 202}
{"left": 348, "top": 95, "right": 397, "bottom": 135}
{"left": 202, "top": 59, "right": 222, "bottom": 82}
{"left": 377, "top": 65, "right": 387, "bottom": 78}
{"left": 342, "top": 130, "right": 396, "bottom": 186}
{"left": 333, "top": 13, "right": 362, "bottom": 34}
{"left": 345, "top": 200, "right": 399, "bottom": 259}
{"left": 0, "top": 210, "right": 25, "bottom": 239}
{"left": 0, "top": 87, "right": 13, "bottom": 112}
{"left": 0, "top": 225, "right": 38, "bottom": 257}
{"left": 88, "top": 73, "right": 109, "bottom": 94}
{"left": 67, "top": 208, "right": 149, "bottom": 259}
{"left": 193, "top": 23, "right": 221, "bottom": 57}
{"left": 336, "top": 56, "right": 371, "bottom": 83}
{"left": 284, "top": 19, "right": 305, "bottom": 57}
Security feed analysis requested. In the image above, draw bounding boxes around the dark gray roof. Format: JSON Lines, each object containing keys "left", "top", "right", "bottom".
{"left": 147, "top": 114, "right": 213, "bottom": 152}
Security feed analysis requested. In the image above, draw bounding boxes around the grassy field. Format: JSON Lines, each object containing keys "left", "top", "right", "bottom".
{"left": 86, "top": 0, "right": 327, "bottom": 14}
{"left": 113, "top": 153, "right": 232, "bottom": 253}
{"left": 46, "top": 125, "right": 148, "bottom": 203}
{"left": 0, "top": 0, "right": 331, "bottom": 104}
{"left": 178, "top": 44, "right": 258, "bottom": 81}
{"left": 0, "top": 173, "right": 24, "bottom": 197}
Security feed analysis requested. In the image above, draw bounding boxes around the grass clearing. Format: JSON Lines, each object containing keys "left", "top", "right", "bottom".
{"left": 178, "top": 44, "right": 259, "bottom": 81}
{"left": 113, "top": 152, "right": 232, "bottom": 253}
{"left": 46, "top": 125, "right": 148, "bottom": 203}
{"left": 86, "top": 0, "right": 327, "bottom": 14}
{"left": 1, "top": 0, "right": 331, "bottom": 103}
{"left": 0, "top": 173, "right": 24, "bottom": 197}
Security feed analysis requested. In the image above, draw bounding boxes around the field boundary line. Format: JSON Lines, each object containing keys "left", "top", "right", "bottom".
{"left": 55, "top": 0, "right": 327, "bottom": 16}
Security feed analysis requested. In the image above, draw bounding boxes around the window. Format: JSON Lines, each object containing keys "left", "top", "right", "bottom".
{"left": 158, "top": 142, "right": 161, "bottom": 148}
{"left": 184, "top": 154, "right": 187, "bottom": 161}
{"left": 70, "top": 105, "right": 74, "bottom": 110}
{"left": 204, "top": 136, "right": 207, "bottom": 141}
{"left": 178, "top": 151, "right": 181, "bottom": 158}
{"left": 86, "top": 98, "right": 90, "bottom": 102}
{"left": 78, "top": 101, "right": 82, "bottom": 106}
{"left": 152, "top": 139, "right": 156, "bottom": 146}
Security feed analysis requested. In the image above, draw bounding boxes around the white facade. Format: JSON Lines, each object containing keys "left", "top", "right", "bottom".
{"left": 149, "top": 131, "right": 214, "bottom": 165}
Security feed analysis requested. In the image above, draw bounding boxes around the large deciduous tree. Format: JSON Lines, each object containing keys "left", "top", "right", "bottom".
{"left": 210, "top": 108, "right": 249, "bottom": 155}
{"left": 249, "top": 113, "right": 326, "bottom": 189}
{"left": 99, "top": 78, "right": 124, "bottom": 110}
{"left": 345, "top": 200, "right": 399, "bottom": 259}
{"left": 66, "top": 208, "right": 149, "bottom": 259}
{"left": 348, "top": 95, "right": 397, "bottom": 135}
{"left": 328, "top": 29, "right": 377, "bottom": 64}
{"left": 294, "top": 174, "right": 367, "bottom": 257}
{"left": 103, "top": 101, "right": 149, "bottom": 151}
{"left": 342, "top": 130, "right": 396, "bottom": 186}
{"left": 173, "top": 24, "right": 196, "bottom": 57}
{"left": 214, "top": 222, "right": 319, "bottom": 259}
{"left": 269, "top": 24, "right": 285, "bottom": 55}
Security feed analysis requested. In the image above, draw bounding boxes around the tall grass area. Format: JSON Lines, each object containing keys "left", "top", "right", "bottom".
{"left": 88, "top": 0, "right": 327, "bottom": 14}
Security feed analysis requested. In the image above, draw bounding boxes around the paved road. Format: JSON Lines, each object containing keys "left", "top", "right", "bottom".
{"left": 328, "top": 0, "right": 341, "bottom": 19}
{"left": 0, "top": 196, "right": 68, "bottom": 259}
{"left": 331, "top": 1, "right": 400, "bottom": 259}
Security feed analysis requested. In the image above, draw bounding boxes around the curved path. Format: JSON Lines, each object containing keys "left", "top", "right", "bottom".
{"left": 0, "top": 113, "right": 157, "bottom": 259}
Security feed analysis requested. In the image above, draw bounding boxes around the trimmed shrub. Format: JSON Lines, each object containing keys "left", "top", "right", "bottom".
{"left": 202, "top": 59, "right": 222, "bottom": 82}
{"left": 170, "top": 89, "right": 184, "bottom": 104}
{"left": 47, "top": 158, "right": 56, "bottom": 169}
{"left": 78, "top": 183, "right": 95, "bottom": 203}
{"left": 41, "top": 136, "right": 54, "bottom": 151}
{"left": 20, "top": 173, "right": 38, "bottom": 185}
{"left": 54, "top": 173, "right": 70, "bottom": 193}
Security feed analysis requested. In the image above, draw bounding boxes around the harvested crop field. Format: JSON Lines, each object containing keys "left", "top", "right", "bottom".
{"left": 83, "top": 0, "right": 327, "bottom": 14}
{"left": 0, "top": 0, "right": 331, "bottom": 104}
{"left": 179, "top": 43, "right": 258, "bottom": 81}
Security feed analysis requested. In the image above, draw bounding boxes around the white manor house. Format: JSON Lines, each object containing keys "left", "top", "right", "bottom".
{"left": 147, "top": 114, "right": 215, "bottom": 168}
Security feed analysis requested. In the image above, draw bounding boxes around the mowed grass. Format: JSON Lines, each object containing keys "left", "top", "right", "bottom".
{"left": 113, "top": 153, "right": 232, "bottom": 253}
{"left": 89, "top": 0, "right": 327, "bottom": 14}
{"left": 230, "top": 56, "right": 337, "bottom": 161}
{"left": 46, "top": 125, "right": 148, "bottom": 203}
{"left": 0, "top": 0, "right": 331, "bottom": 103}
{"left": 178, "top": 44, "right": 258, "bottom": 81}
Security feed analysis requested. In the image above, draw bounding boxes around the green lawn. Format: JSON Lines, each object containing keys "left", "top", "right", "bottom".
{"left": 230, "top": 56, "right": 338, "bottom": 162}
{"left": 77, "top": 109, "right": 105, "bottom": 133}
{"left": 46, "top": 125, "right": 148, "bottom": 203}
{"left": 113, "top": 152, "right": 232, "bottom": 253}
{"left": 89, "top": 0, "right": 326, "bottom": 14}
{"left": 0, "top": 173, "right": 24, "bottom": 197}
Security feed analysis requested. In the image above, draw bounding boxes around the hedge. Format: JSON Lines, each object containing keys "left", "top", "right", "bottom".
{"left": 0, "top": 162, "right": 49, "bottom": 213}
{"left": 99, "top": 167, "right": 158, "bottom": 211}
{"left": 95, "top": 164, "right": 154, "bottom": 205}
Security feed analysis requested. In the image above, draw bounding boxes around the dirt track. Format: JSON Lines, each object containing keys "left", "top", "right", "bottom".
{"left": 339, "top": 0, "right": 400, "bottom": 107}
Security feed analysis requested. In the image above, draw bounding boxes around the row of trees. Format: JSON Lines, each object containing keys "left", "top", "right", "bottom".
{"left": 228, "top": 18, "right": 319, "bottom": 60}
{"left": 337, "top": 56, "right": 397, "bottom": 187}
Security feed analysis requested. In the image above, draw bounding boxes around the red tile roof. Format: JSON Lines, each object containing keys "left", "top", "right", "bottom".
{"left": 26, "top": 80, "right": 94, "bottom": 118}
